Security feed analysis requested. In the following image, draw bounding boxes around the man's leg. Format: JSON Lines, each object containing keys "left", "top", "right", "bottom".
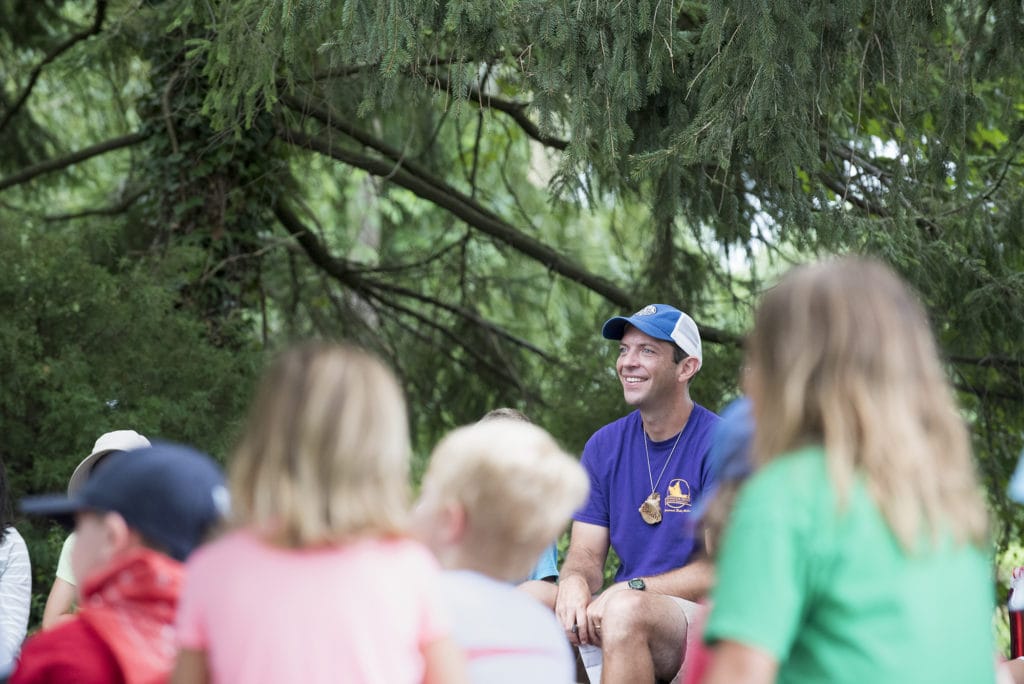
{"left": 596, "top": 591, "right": 688, "bottom": 684}
{"left": 672, "top": 598, "right": 705, "bottom": 684}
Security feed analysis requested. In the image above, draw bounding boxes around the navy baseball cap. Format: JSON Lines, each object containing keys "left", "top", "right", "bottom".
{"left": 602, "top": 304, "right": 703, "bottom": 369}
{"left": 22, "top": 442, "right": 229, "bottom": 562}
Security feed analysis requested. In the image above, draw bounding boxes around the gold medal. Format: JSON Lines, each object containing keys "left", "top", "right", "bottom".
{"left": 639, "top": 491, "right": 662, "bottom": 525}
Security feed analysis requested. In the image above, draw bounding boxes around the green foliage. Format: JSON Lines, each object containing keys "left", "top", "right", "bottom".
{"left": 0, "top": 223, "right": 260, "bottom": 625}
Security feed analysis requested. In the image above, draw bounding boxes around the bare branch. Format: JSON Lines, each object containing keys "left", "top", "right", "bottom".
{"left": 275, "top": 201, "right": 556, "bottom": 360}
{"left": 0, "top": 131, "right": 150, "bottom": 192}
{"left": 0, "top": 0, "right": 108, "bottom": 133}
{"left": 948, "top": 354, "right": 1024, "bottom": 372}
{"left": 277, "top": 125, "right": 739, "bottom": 346}
{"left": 370, "top": 290, "right": 531, "bottom": 395}
{"left": 277, "top": 126, "right": 615, "bottom": 293}
{"left": 429, "top": 73, "right": 569, "bottom": 150}
{"left": 274, "top": 201, "right": 555, "bottom": 371}
{"left": 280, "top": 94, "right": 439, "bottom": 191}
{"left": 953, "top": 381, "right": 1024, "bottom": 403}
{"left": 817, "top": 172, "right": 890, "bottom": 217}
{"left": 42, "top": 186, "right": 147, "bottom": 222}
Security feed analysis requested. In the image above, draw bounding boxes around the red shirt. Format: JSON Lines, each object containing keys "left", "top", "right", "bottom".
{"left": 11, "top": 548, "right": 183, "bottom": 684}
{"left": 10, "top": 619, "right": 124, "bottom": 684}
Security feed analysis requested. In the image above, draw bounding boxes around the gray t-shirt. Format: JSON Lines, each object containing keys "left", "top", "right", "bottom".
{"left": 442, "top": 570, "right": 574, "bottom": 684}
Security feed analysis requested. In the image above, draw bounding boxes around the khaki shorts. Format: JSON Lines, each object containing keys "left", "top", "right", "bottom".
{"left": 579, "top": 596, "right": 705, "bottom": 684}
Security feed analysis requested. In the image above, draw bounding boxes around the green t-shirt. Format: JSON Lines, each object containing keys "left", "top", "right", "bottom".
{"left": 705, "top": 446, "right": 995, "bottom": 684}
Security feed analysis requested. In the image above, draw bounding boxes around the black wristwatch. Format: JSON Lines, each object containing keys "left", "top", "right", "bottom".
{"left": 628, "top": 577, "right": 646, "bottom": 591}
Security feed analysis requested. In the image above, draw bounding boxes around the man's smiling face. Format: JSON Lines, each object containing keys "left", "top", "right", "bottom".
{"left": 615, "top": 325, "right": 683, "bottom": 410}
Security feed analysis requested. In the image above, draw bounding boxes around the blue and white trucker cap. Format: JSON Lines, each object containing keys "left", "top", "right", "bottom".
{"left": 601, "top": 303, "right": 703, "bottom": 370}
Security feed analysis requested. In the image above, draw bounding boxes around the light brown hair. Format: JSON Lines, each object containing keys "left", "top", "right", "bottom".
{"left": 229, "top": 342, "right": 410, "bottom": 547}
{"left": 746, "top": 257, "right": 987, "bottom": 549}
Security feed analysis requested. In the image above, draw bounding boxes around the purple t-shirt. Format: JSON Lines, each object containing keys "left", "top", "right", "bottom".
{"left": 575, "top": 406, "right": 719, "bottom": 581}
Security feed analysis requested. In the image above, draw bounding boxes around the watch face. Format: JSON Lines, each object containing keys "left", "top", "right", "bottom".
{"left": 628, "top": 578, "right": 646, "bottom": 590}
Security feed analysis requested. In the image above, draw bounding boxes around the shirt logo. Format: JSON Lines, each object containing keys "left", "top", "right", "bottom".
{"left": 635, "top": 305, "right": 657, "bottom": 316}
{"left": 664, "top": 479, "right": 692, "bottom": 513}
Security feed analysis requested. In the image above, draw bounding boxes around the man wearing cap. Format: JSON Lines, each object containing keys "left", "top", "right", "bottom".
{"left": 41, "top": 430, "right": 151, "bottom": 630}
{"left": 13, "top": 442, "right": 227, "bottom": 684}
{"left": 554, "top": 304, "right": 720, "bottom": 683}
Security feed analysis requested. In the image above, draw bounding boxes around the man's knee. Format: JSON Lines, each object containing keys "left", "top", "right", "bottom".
{"left": 600, "top": 589, "right": 650, "bottom": 638}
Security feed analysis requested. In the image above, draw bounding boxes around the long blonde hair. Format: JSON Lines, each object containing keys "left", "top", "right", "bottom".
{"left": 746, "top": 257, "right": 987, "bottom": 549}
{"left": 230, "top": 342, "right": 410, "bottom": 547}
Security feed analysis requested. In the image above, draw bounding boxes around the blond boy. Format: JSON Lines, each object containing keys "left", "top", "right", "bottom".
{"left": 413, "top": 419, "right": 588, "bottom": 683}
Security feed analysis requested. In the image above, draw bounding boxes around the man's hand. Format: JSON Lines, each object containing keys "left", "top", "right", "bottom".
{"left": 583, "top": 581, "right": 628, "bottom": 645}
{"left": 555, "top": 574, "right": 594, "bottom": 646}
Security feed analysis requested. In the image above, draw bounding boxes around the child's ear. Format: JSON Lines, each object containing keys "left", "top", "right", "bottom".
{"left": 439, "top": 501, "right": 467, "bottom": 545}
{"left": 102, "top": 511, "right": 142, "bottom": 554}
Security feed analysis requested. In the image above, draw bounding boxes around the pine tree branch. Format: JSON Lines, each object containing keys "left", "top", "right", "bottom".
{"left": 0, "top": 131, "right": 150, "bottom": 193}
{"left": 817, "top": 172, "right": 890, "bottom": 217}
{"left": 272, "top": 202, "right": 556, "bottom": 362}
{"left": 42, "top": 186, "right": 147, "bottom": 221}
{"left": 818, "top": 143, "right": 943, "bottom": 235}
{"left": 301, "top": 55, "right": 470, "bottom": 84}
{"left": 948, "top": 354, "right": 1024, "bottom": 372}
{"left": 428, "top": 74, "right": 569, "bottom": 151}
{"left": 367, "top": 290, "right": 531, "bottom": 396}
{"left": 953, "top": 382, "right": 1023, "bottom": 403}
{"left": 276, "top": 126, "right": 621, "bottom": 298}
{"left": 280, "top": 94, "right": 441, "bottom": 189}
{"left": 0, "top": 0, "right": 108, "bottom": 134}
{"left": 277, "top": 125, "right": 739, "bottom": 346}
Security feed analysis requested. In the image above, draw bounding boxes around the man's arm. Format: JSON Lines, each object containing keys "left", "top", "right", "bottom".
{"left": 554, "top": 521, "right": 609, "bottom": 646}
{"left": 639, "top": 556, "right": 714, "bottom": 601}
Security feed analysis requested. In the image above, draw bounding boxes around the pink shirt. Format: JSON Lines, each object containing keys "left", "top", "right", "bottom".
{"left": 176, "top": 529, "right": 449, "bottom": 683}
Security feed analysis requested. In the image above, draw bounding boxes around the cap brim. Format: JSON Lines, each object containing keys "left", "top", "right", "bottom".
{"left": 601, "top": 316, "right": 673, "bottom": 342}
{"left": 20, "top": 494, "right": 83, "bottom": 530}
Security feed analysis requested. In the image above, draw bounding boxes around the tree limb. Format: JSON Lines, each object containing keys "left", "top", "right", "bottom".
{"left": 369, "top": 290, "right": 531, "bottom": 395}
{"left": 277, "top": 125, "right": 739, "bottom": 346}
{"left": 276, "top": 126, "right": 620, "bottom": 296}
{"left": 428, "top": 73, "right": 569, "bottom": 150}
{"left": 280, "top": 94, "right": 441, "bottom": 190}
{"left": 948, "top": 354, "right": 1024, "bottom": 372}
{"left": 0, "top": 0, "right": 108, "bottom": 134}
{"left": 0, "top": 131, "right": 150, "bottom": 192}
{"left": 273, "top": 202, "right": 558, "bottom": 362}
{"left": 42, "top": 186, "right": 147, "bottom": 221}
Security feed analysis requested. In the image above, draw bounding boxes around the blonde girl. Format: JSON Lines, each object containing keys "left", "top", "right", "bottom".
{"left": 171, "top": 343, "right": 465, "bottom": 684}
{"left": 703, "top": 258, "right": 994, "bottom": 684}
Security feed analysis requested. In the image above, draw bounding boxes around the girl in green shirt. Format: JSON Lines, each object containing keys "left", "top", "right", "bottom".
{"left": 703, "top": 257, "right": 995, "bottom": 684}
